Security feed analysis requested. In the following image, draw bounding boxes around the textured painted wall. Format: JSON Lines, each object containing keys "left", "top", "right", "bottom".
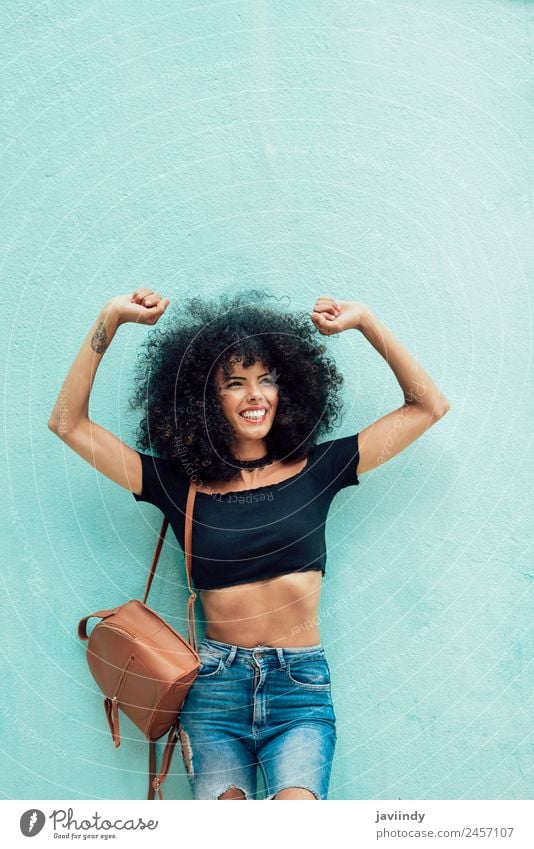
{"left": 1, "top": 1, "right": 532, "bottom": 800}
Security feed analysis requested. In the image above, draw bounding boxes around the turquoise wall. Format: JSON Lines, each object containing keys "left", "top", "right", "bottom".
{"left": 2, "top": 1, "right": 532, "bottom": 800}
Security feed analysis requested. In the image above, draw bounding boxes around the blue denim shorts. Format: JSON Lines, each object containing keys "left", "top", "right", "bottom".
{"left": 177, "top": 636, "right": 337, "bottom": 800}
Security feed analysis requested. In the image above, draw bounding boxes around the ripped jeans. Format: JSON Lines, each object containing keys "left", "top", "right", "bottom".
{"left": 177, "top": 637, "right": 337, "bottom": 800}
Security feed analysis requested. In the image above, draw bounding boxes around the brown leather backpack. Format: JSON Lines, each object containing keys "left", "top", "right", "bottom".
{"left": 78, "top": 481, "right": 200, "bottom": 799}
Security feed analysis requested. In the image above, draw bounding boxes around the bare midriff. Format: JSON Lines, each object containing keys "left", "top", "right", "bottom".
{"left": 195, "top": 456, "right": 323, "bottom": 649}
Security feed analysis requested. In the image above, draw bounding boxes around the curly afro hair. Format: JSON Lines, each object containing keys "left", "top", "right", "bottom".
{"left": 129, "top": 288, "right": 348, "bottom": 485}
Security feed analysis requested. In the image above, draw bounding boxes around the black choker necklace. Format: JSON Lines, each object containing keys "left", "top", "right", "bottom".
{"left": 232, "top": 452, "right": 274, "bottom": 470}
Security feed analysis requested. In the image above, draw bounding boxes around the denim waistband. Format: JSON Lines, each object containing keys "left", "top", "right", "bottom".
{"left": 199, "top": 636, "right": 325, "bottom": 664}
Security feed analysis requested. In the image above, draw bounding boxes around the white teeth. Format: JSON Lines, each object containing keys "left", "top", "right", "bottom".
{"left": 240, "top": 409, "right": 267, "bottom": 419}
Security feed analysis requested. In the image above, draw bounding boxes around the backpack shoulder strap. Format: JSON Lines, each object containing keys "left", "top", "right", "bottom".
{"left": 142, "top": 517, "right": 169, "bottom": 605}
{"left": 141, "top": 482, "right": 199, "bottom": 650}
{"left": 184, "top": 482, "right": 198, "bottom": 652}
{"left": 148, "top": 720, "right": 181, "bottom": 800}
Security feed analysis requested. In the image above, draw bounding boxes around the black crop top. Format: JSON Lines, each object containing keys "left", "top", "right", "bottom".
{"left": 132, "top": 433, "right": 360, "bottom": 591}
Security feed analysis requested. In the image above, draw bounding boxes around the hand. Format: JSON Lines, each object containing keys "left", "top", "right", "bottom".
{"left": 310, "top": 296, "right": 368, "bottom": 335}
{"left": 107, "top": 288, "right": 171, "bottom": 326}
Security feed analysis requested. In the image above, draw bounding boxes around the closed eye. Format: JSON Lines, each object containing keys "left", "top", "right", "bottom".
{"left": 227, "top": 378, "right": 275, "bottom": 387}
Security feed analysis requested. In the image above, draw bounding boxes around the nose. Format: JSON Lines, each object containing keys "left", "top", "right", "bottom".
{"left": 247, "top": 388, "right": 265, "bottom": 403}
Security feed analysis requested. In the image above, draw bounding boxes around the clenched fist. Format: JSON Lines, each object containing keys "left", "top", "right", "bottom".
{"left": 108, "top": 287, "right": 171, "bottom": 326}
{"left": 310, "top": 296, "right": 368, "bottom": 335}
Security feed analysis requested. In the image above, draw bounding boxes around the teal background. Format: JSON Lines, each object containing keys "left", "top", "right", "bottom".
{"left": 1, "top": 1, "right": 533, "bottom": 800}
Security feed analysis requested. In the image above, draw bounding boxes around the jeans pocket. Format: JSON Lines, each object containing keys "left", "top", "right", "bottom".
{"left": 286, "top": 656, "right": 332, "bottom": 690}
{"left": 196, "top": 650, "right": 226, "bottom": 679}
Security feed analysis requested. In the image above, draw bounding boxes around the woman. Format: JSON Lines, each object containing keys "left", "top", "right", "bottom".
{"left": 48, "top": 287, "right": 450, "bottom": 800}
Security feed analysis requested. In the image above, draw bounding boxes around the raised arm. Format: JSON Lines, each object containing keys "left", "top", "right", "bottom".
{"left": 47, "top": 288, "right": 170, "bottom": 494}
{"left": 310, "top": 297, "right": 451, "bottom": 475}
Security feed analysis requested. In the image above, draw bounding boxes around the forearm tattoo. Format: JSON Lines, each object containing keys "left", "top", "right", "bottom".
{"left": 91, "top": 321, "right": 108, "bottom": 354}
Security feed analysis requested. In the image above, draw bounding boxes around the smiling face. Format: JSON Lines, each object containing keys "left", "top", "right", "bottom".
{"left": 215, "top": 357, "right": 280, "bottom": 455}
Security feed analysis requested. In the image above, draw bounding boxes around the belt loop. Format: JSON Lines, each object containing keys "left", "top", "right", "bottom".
{"left": 276, "top": 647, "right": 286, "bottom": 670}
{"left": 224, "top": 645, "right": 237, "bottom": 667}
